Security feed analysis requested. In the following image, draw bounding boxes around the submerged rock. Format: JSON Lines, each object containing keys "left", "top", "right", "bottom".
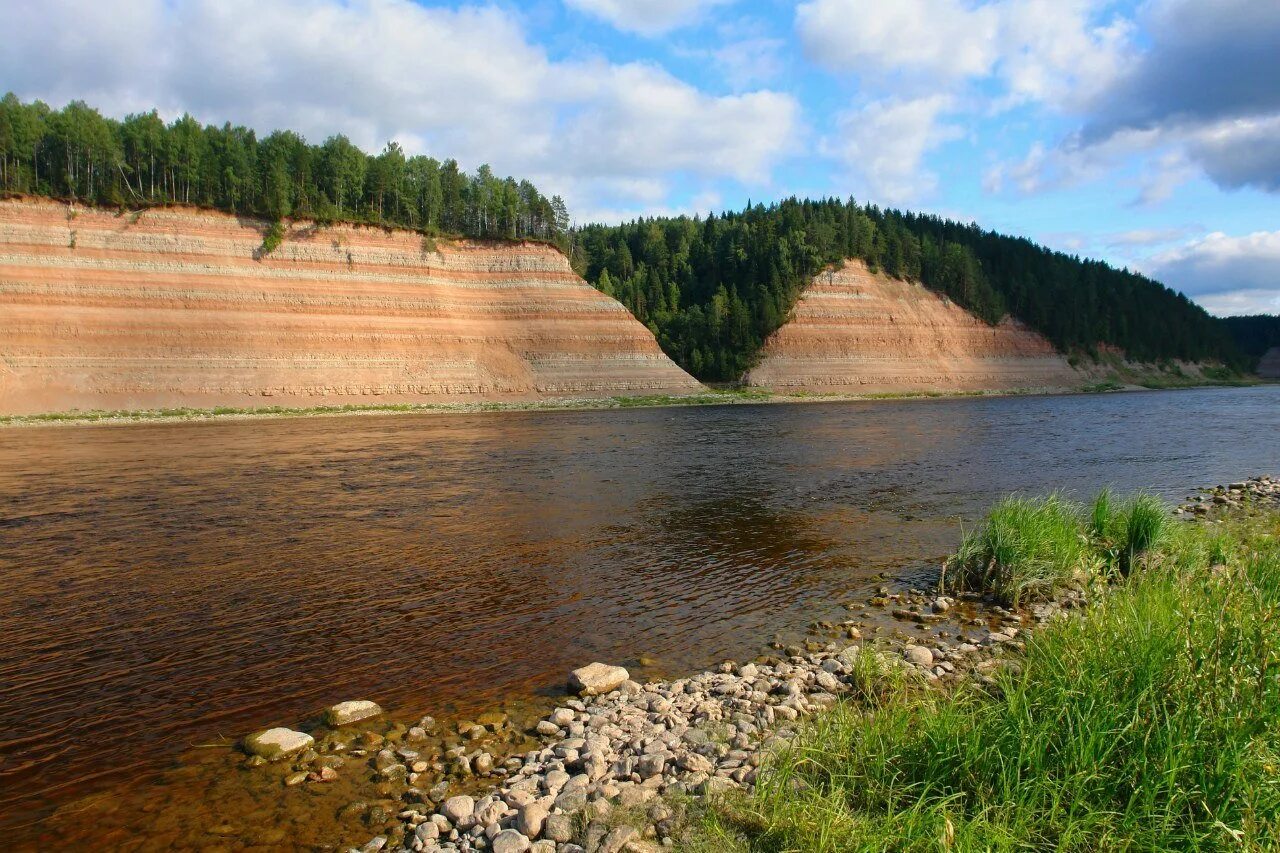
{"left": 325, "top": 700, "right": 383, "bottom": 727}
{"left": 243, "top": 727, "right": 314, "bottom": 760}
{"left": 568, "top": 662, "right": 630, "bottom": 696}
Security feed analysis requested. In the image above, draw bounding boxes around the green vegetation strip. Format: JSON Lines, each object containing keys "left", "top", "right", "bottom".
{"left": 694, "top": 495, "right": 1280, "bottom": 851}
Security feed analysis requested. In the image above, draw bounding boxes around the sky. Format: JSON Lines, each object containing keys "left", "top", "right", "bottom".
{"left": 4, "top": 0, "right": 1278, "bottom": 315}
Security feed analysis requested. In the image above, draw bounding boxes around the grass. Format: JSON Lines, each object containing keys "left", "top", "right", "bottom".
{"left": 693, "top": 498, "right": 1280, "bottom": 852}
{"left": 943, "top": 493, "right": 1096, "bottom": 606}
{"left": 0, "top": 389, "right": 782, "bottom": 427}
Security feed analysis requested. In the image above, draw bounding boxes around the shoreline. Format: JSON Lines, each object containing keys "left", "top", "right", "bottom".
{"left": 0, "top": 378, "right": 1265, "bottom": 430}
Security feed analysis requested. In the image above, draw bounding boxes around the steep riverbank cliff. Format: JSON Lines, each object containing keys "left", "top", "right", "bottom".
{"left": 0, "top": 198, "right": 701, "bottom": 415}
{"left": 744, "top": 260, "right": 1080, "bottom": 394}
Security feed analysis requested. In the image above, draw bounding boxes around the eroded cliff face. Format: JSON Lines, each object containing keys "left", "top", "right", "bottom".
{"left": 744, "top": 260, "right": 1080, "bottom": 394}
{"left": 0, "top": 198, "right": 701, "bottom": 415}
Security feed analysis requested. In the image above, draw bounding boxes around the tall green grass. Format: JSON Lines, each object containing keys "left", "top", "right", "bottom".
{"left": 945, "top": 490, "right": 1169, "bottom": 605}
{"left": 943, "top": 493, "right": 1094, "bottom": 605}
{"left": 695, "top": 506, "right": 1280, "bottom": 852}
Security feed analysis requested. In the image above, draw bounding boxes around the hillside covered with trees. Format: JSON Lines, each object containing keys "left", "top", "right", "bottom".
{"left": 0, "top": 94, "right": 567, "bottom": 241}
{"left": 571, "top": 198, "right": 1244, "bottom": 381}
{"left": 1221, "top": 315, "right": 1280, "bottom": 370}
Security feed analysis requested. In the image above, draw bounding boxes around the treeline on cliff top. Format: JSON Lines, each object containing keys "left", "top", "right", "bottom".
{"left": 0, "top": 94, "right": 568, "bottom": 242}
{"left": 571, "top": 198, "right": 1244, "bottom": 381}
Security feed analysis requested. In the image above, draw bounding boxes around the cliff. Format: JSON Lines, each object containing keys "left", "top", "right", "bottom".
{"left": 0, "top": 198, "right": 701, "bottom": 415}
{"left": 744, "top": 260, "right": 1080, "bottom": 394}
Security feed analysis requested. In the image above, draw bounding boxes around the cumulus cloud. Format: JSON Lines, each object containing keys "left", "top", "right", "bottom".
{"left": 0, "top": 0, "right": 798, "bottom": 220}
{"left": 795, "top": 0, "right": 1128, "bottom": 106}
{"left": 995, "top": 0, "right": 1280, "bottom": 197}
{"left": 563, "top": 0, "right": 736, "bottom": 36}
{"left": 823, "top": 96, "right": 961, "bottom": 203}
{"left": 796, "top": 0, "right": 999, "bottom": 80}
{"left": 1147, "top": 231, "right": 1280, "bottom": 315}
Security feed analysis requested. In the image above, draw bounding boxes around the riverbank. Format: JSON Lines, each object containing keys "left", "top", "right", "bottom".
{"left": 316, "top": 477, "right": 1278, "bottom": 852}
{"left": 0, "top": 374, "right": 1266, "bottom": 428}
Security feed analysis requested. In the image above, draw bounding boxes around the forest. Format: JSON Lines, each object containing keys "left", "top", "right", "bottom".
{"left": 1221, "top": 315, "right": 1280, "bottom": 369}
{"left": 0, "top": 94, "right": 567, "bottom": 241}
{"left": 571, "top": 198, "right": 1245, "bottom": 380}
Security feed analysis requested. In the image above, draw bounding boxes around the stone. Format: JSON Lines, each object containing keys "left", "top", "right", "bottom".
{"left": 903, "top": 645, "right": 934, "bottom": 668}
{"left": 550, "top": 708, "right": 576, "bottom": 727}
{"left": 243, "top": 728, "right": 314, "bottom": 761}
{"left": 597, "top": 825, "right": 638, "bottom": 853}
{"left": 568, "top": 663, "right": 631, "bottom": 696}
{"left": 441, "top": 795, "right": 475, "bottom": 825}
{"left": 491, "top": 829, "right": 531, "bottom": 853}
{"left": 635, "top": 754, "right": 666, "bottom": 779}
{"left": 544, "top": 813, "right": 574, "bottom": 843}
{"left": 284, "top": 771, "right": 309, "bottom": 786}
{"left": 517, "top": 802, "right": 548, "bottom": 838}
{"left": 325, "top": 700, "right": 384, "bottom": 727}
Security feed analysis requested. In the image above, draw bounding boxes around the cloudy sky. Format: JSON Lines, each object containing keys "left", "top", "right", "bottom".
{"left": 5, "top": 0, "right": 1278, "bottom": 314}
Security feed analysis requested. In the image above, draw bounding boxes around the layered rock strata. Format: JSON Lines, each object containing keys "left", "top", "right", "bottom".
{"left": 0, "top": 198, "right": 701, "bottom": 415}
{"left": 744, "top": 260, "right": 1079, "bottom": 394}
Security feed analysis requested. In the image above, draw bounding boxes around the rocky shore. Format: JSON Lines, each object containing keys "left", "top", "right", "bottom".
{"left": 227, "top": 475, "right": 1275, "bottom": 853}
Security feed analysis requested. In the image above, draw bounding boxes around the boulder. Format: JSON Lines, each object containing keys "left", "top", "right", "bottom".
{"left": 903, "top": 645, "right": 934, "bottom": 668}
{"left": 325, "top": 700, "right": 383, "bottom": 727}
{"left": 243, "top": 727, "right": 314, "bottom": 761}
{"left": 441, "top": 794, "right": 475, "bottom": 825}
{"left": 568, "top": 662, "right": 630, "bottom": 696}
{"left": 491, "top": 829, "right": 531, "bottom": 853}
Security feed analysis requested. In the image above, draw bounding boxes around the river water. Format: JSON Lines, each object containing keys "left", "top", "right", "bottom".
{"left": 1, "top": 386, "right": 1277, "bottom": 848}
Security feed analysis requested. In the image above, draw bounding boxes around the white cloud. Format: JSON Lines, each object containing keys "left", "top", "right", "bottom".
{"left": 795, "top": 0, "right": 1129, "bottom": 105}
{"left": 823, "top": 96, "right": 961, "bottom": 203}
{"left": 796, "top": 0, "right": 999, "bottom": 81}
{"left": 564, "top": 0, "right": 736, "bottom": 36}
{"left": 1147, "top": 230, "right": 1280, "bottom": 315}
{"left": 0, "top": 0, "right": 799, "bottom": 221}
{"left": 993, "top": 0, "right": 1280, "bottom": 198}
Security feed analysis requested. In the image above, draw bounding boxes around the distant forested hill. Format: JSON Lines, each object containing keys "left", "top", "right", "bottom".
{"left": 0, "top": 94, "right": 567, "bottom": 241}
{"left": 1221, "top": 315, "right": 1280, "bottom": 369}
{"left": 572, "top": 198, "right": 1244, "bottom": 381}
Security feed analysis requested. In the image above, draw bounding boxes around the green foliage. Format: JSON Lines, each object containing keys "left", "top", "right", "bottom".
{"left": 1221, "top": 314, "right": 1280, "bottom": 371}
{"left": 259, "top": 220, "right": 284, "bottom": 257}
{"left": 944, "top": 494, "right": 1096, "bottom": 605}
{"left": 573, "top": 198, "right": 1244, "bottom": 381}
{"left": 700, "top": 510, "right": 1280, "bottom": 852}
{"left": 0, "top": 93, "right": 567, "bottom": 244}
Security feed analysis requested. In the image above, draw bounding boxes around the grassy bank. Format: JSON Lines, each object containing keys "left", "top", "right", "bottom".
{"left": 694, "top": 494, "right": 1280, "bottom": 851}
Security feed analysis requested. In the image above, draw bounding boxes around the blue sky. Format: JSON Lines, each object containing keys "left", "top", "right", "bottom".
{"left": 5, "top": 0, "right": 1278, "bottom": 314}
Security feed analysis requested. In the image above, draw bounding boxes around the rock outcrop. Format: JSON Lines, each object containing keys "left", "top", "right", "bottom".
{"left": 0, "top": 198, "right": 701, "bottom": 415}
{"left": 744, "top": 260, "right": 1080, "bottom": 394}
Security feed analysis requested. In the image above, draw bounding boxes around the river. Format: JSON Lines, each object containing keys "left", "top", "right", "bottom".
{"left": 1, "top": 386, "right": 1277, "bottom": 848}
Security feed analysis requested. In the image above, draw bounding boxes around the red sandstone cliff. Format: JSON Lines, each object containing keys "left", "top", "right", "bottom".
{"left": 744, "top": 260, "right": 1080, "bottom": 394}
{"left": 0, "top": 198, "right": 702, "bottom": 415}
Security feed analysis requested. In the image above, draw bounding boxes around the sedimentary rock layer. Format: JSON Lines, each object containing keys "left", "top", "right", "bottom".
{"left": 744, "top": 260, "right": 1079, "bottom": 394}
{"left": 0, "top": 198, "right": 701, "bottom": 415}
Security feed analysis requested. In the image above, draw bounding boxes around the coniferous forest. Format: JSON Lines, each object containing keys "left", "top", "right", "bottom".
{"left": 1, "top": 94, "right": 1259, "bottom": 383}
{"left": 1221, "top": 316, "right": 1280, "bottom": 370}
{"left": 571, "top": 199, "right": 1246, "bottom": 380}
{"left": 0, "top": 94, "right": 568, "bottom": 241}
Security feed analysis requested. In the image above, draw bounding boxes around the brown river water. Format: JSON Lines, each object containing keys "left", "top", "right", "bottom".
{"left": 1, "top": 386, "right": 1278, "bottom": 849}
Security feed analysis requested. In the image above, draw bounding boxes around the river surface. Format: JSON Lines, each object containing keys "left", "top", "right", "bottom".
{"left": 1, "top": 386, "right": 1278, "bottom": 848}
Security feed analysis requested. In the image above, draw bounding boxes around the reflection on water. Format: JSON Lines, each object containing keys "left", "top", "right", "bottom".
{"left": 0, "top": 386, "right": 1277, "bottom": 847}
